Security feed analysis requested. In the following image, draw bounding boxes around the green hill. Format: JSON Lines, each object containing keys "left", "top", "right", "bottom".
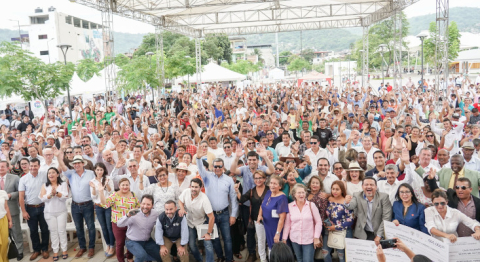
{"left": 408, "top": 7, "right": 480, "bottom": 35}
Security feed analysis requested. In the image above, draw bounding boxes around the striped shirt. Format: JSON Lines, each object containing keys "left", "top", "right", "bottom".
{"left": 102, "top": 192, "right": 140, "bottom": 223}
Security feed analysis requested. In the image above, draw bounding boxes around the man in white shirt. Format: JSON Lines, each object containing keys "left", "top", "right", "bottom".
{"left": 461, "top": 142, "right": 480, "bottom": 172}
{"left": 362, "top": 136, "right": 379, "bottom": 167}
{"left": 304, "top": 135, "right": 329, "bottom": 171}
{"left": 111, "top": 159, "right": 150, "bottom": 199}
{"left": 82, "top": 144, "right": 98, "bottom": 166}
{"left": 275, "top": 132, "right": 292, "bottom": 157}
{"left": 431, "top": 118, "right": 464, "bottom": 156}
{"left": 219, "top": 141, "right": 236, "bottom": 171}
{"left": 39, "top": 147, "right": 58, "bottom": 174}
{"left": 377, "top": 164, "right": 402, "bottom": 204}
{"left": 314, "top": 158, "right": 339, "bottom": 193}
{"left": 207, "top": 137, "right": 225, "bottom": 158}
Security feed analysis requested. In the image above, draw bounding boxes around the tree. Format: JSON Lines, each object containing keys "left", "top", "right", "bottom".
{"left": 116, "top": 54, "right": 159, "bottom": 92}
{"left": 252, "top": 48, "right": 262, "bottom": 63}
{"left": 76, "top": 58, "right": 102, "bottom": 82}
{"left": 115, "top": 54, "right": 130, "bottom": 67}
{"left": 279, "top": 50, "right": 292, "bottom": 65}
{"left": 133, "top": 31, "right": 185, "bottom": 57}
{"left": 221, "top": 60, "right": 260, "bottom": 75}
{"left": 300, "top": 48, "right": 315, "bottom": 63}
{"left": 203, "top": 34, "right": 232, "bottom": 64}
{"left": 287, "top": 57, "right": 310, "bottom": 77}
{"left": 0, "top": 41, "right": 74, "bottom": 103}
{"left": 423, "top": 21, "right": 461, "bottom": 68}
{"left": 352, "top": 12, "right": 409, "bottom": 74}
{"left": 165, "top": 50, "right": 196, "bottom": 80}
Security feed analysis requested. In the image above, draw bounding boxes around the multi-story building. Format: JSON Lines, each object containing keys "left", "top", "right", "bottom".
{"left": 20, "top": 7, "right": 104, "bottom": 64}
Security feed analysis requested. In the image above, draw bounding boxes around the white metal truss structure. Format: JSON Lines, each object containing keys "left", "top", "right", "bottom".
{"left": 391, "top": 9, "right": 402, "bottom": 89}
{"left": 435, "top": 0, "right": 449, "bottom": 96}
{"left": 155, "top": 25, "right": 165, "bottom": 93}
{"left": 195, "top": 37, "right": 202, "bottom": 87}
{"left": 100, "top": 0, "right": 117, "bottom": 102}
{"left": 362, "top": 25, "right": 369, "bottom": 88}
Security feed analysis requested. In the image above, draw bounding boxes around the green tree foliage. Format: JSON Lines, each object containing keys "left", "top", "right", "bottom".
{"left": 287, "top": 58, "right": 310, "bottom": 77}
{"left": 221, "top": 60, "right": 259, "bottom": 75}
{"left": 279, "top": 51, "right": 292, "bottom": 65}
{"left": 116, "top": 54, "right": 159, "bottom": 92}
{"left": 115, "top": 54, "right": 130, "bottom": 67}
{"left": 203, "top": 34, "right": 232, "bottom": 64}
{"left": 352, "top": 12, "right": 409, "bottom": 74}
{"left": 165, "top": 50, "right": 196, "bottom": 80}
{"left": 300, "top": 48, "right": 315, "bottom": 63}
{"left": 0, "top": 42, "right": 74, "bottom": 101}
{"left": 423, "top": 21, "right": 461, "bottom": 67}
{"left": 76, "top": 58, "right": 102, "bottom": 82}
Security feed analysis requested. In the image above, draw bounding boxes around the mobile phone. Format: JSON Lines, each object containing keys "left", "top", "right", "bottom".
{"left": 380, "top": 239, "right": 397, "bottom": 249}
{"left": 323, "top": 219, "right": 332, "bottom": 227}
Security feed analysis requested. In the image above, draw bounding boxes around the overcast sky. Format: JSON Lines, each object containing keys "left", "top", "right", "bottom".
{"left": 1, "top": 0, "right": 479, "bottom": 34}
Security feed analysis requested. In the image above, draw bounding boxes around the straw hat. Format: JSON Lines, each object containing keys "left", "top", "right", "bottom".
{"left": 69, "top": 155, "right": 88, "bottom": 167}
{"left": 172, "top": 162, "right": 191, "bottom": 175}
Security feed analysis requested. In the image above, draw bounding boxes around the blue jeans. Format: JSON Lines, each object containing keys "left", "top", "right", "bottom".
{"left": 71, "top": 201, "right": 96, "bottom": 249}
{"left": 95, "top": 206, "right": 115, "bottom": 247}
{"left": 209, "top": 211, "right": 233, "bottom": 262}
{"left": 125, "top": 238, "right": 161, "bottom": 262}
{"left": 25, "top": 205, "right": 49, "bottom": 252}
{"left": 188, "top": 226, "right": 214, "bottom": 262}
{"left": 291, "top": 242, "right": 314, "bottom": 262}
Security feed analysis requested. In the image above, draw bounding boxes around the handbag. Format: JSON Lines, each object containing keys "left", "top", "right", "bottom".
{"left": 327, "top": 229, "right": 347, "bottom": 249}
{"left": 8, "top": 231, "right": 19, "bottom": 260}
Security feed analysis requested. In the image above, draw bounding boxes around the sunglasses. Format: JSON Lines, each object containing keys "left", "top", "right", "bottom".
{"left": 128, "top": 165, "right": 137, "bottom": 168}
{"left": 455, "top": 186, "right": 469, "bottom": 190}
{"left": 267, "top": 133, "right": 273, "bottom": 135}
{"left": 310, "top": 142, "right": 318, "bottom": 145}
{"left": 65, "top": 151, "right": 73, "bottom": 154}
{"left": 433, "top": 202, "right": 446, "bottom": 207}
{"left": 275, "top": 167, "right": 284, "bottom": 171}
{"left": 224, "top": 146, "right": 231, "bottom": 149}
{"left": 426, "top": 135, "right": 434, "bottom": 137}
{"left": 286, "top": 160, "right": 295, "bottom": 164}
{"left": 213, "top": 165, "right": 223, "bottom": 169}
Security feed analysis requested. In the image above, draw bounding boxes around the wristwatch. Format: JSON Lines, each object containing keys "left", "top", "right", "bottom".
{"left": 206, "top": 232, "right": 211, "bottom": 236}
{"left": 275, "top": 231, "right": 280, "bottom": 235}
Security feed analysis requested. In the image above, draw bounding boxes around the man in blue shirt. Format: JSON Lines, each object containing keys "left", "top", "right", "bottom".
{"left": 196, "top": 147, "right": 238, "bottom": 262}
{"left": 57, "top": 153, "right": 96, "bottom": 258}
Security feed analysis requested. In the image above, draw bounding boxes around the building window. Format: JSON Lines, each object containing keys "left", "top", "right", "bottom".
{"left": 82, "top": 20, "right": 89, "bottom": 29}
{"left": 73, "top": 18, "right": 81, "bottom": 28}
{"left": 65, "top": 16, "right": 72, "bottom": 24}
{"left": 38, "top": 34, "right": 48, "bottom": 40}
{"left": 40, "top": 51, "right": 49, "bottom": 56}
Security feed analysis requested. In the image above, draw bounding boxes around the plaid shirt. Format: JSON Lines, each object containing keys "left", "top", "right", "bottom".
{"left": 298, "top": 143, "right": 311, "bottom": 157}
{"left": 185, "top": 144, "right": 197, "bottom": 156}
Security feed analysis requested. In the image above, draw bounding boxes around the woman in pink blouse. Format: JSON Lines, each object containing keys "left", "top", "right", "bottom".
{"left": 282, "top": 184, "right": 322, "bottom": 262}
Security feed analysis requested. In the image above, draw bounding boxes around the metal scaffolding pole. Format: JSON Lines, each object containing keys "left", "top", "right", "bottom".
{"left": 435, "top": 0, "right": 449, "bottom": 96}
{"left": 101, "top": 0, "right": 116, "bottom": 103}
{"left": 392, "top": 10, "right": 402, "bottom": 89}
{"left": 362, "top": 25, "right": 369, "bottom": 88}
{"left": 155, "top": 25, "right": 165, "bottom": 97}
{"left": 195, "top": 38, "right": 202, "bottom": 88}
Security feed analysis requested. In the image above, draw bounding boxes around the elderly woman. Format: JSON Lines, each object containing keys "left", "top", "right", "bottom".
{"left": 283, "top": 184, "right": 322, "bottom": 262}
{"left": 425, "top": 189, "right": 480, "bottom": 243}
{"left": 342, "top": 162, "right": 364, "bottom": 196}
{"left": 144, "top": 167, "right": 179, "bottom": 212}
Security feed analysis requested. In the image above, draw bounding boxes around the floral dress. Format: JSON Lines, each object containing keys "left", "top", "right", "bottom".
{"left": 143, "top": 183, "right": 179, "bottom": 213}
{"left": 102, "top": 192, "right": 140, "bottom": 223}
{"left": 326, "top": 201, "right": 355, "bottom": 231}
{"left": 308, "top": 191, "right": 328, "bottom": 221}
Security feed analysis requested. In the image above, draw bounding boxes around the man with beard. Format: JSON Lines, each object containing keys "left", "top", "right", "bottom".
{"left": 156, "top": 200, "right": 189, "bottom": 262}
{"left": 179, "top": 178, "right": 215, "bottom": 262}
{"left": 116, "top": 194, "right": 162, "bottom": 262}
{"left": 345, "top": 177, "right": 392, "bottom": 246}
{"left": 436, "top": 154, "right": 480, "bottom": 197}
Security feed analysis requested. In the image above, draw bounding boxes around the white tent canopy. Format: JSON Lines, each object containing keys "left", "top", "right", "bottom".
{"left": 78, "top": 64, "right": 121, "bottom": 95}
{"left": 68, "top": 72, "right": 90, "bottom": 96}
{"left": 176, "top": 62, "right": 246, "bottom": 83}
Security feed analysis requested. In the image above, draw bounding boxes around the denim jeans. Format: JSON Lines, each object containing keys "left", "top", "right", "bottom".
{"left": 188, "top": 226, "right": 214, "bottom": 262}
{"left": 71, "top": 201, "right": 96, "bottom": 249}
{"left": 95, "top": 206, "right": 115, "bottom": 247}
{"left": 125, "top": 238, "right": 161, "bottom": 262}
{"left": 210, "top": 210, "right": 233, "bottom": 262}
{"left": 25, "top": 205, "right": 49, "bottom": 252}
{"left": 291, "top": 242, "right": 314, "bottom": 262}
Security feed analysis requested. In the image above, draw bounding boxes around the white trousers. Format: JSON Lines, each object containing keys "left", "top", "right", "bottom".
{"left": 44, "top": 212, "right": 68, "bottom": 253}
{"left": 255, "top": 221, "right": 268, "bottom": 262}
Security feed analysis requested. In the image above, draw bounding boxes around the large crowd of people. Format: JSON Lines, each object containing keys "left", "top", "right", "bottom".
{"left": 1, "top": 79, "right": 480, "bottom": 262}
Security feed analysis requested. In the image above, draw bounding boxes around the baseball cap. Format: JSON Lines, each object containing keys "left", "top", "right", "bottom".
{"left": 348, "top": 113, "right": 354, "bottom": 117}
{"left": 452, "top": 113, "right": 460, "bottom": 118}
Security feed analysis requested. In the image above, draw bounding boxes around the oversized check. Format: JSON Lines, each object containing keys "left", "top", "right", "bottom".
{"left": 345, "top": 238, "right": 409, "bottom": 262}
{"left": 384, "top": 220, "right": 449, "bottom": 262}
{"left": 449, "top": 237, "right": 480, "bottom": 262}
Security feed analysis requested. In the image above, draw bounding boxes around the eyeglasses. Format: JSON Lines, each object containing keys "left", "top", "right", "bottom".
{"left": 286, "top": 160, "right": 295, "bottom": 164}
{"left": 275, "top": 167, "right": 284, "bottom": 171}
{"left": 426, "top": 135, "right": 434, "bottom": 138}
{"left": 334, "top": 167, "right": 343, "bottom": 170}
{"left": 310, "top": 142, "right": 318, "bottom": 145}
{"left": 224, "top": 146, "right": 231, "bottom": 149}
{"left": 267, "top": 133, "right": 273, "bottom": 135}
{"left": 397, "top": 131, "right": 404, "bottom": 134}
{"left": 399, "top": 191, "right": 411, "bottom": 195}
{"left": 433, "top": 202, "right": 447, "bottom": 207}
{"left": 213, "top": 165, "right": 223, "bottom": 169}
{"left": 157, "top": 174, "right": 167, "bottom": 177}
{"left": 65, "top": 151, "right": 73, "bottom": 154}
{"left": 455, "top": 186, "right": 470, "bottom": 190}
{"left": 128, "top": 165, "right": 137, "bottom": 168}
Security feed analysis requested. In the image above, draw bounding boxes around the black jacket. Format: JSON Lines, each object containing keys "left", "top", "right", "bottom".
{"left": 427, "top": 177, "right": 480, "bottom": 222}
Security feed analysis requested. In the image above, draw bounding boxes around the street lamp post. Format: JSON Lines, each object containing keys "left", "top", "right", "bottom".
{"left": 47, "top": 38, "right": 55, "bottom": 63}
{"left": 417, "top": 32, "right": 428, "bottom": 88}
{"left": 378, "top": 44, "right": 387, "bottom": 88}
{"left": 145, "top": 52, "right": 155, "bottom": 105}
{"left": 57, "top": 44, "right": 73, "bottom": 119}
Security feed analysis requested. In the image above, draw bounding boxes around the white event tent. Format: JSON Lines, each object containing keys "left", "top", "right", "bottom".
{"left": 176, "top": 62, "right": 246, "bottom": 83}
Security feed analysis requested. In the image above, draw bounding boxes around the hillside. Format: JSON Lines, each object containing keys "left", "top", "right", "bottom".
{"left": 0, "top": 7, "right": 478, "bottom": 55}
